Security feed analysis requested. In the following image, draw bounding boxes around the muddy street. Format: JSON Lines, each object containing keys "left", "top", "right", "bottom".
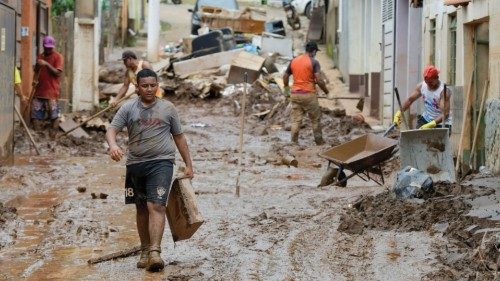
{"left": 2, "top": 94, "right": 499, "bottom": 280}
{"left": 0, "top": 98, "right": 419, "bottom": 280}
{"left": 1, "top": 1, "right": 499, "bottom": 281}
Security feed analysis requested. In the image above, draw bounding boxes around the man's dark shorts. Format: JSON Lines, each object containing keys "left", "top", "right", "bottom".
{"left": 32, "top": 97, "right": 59, "bottom": 120}
{"left": 125, "top": 159, "right": 174, "bottom": 205}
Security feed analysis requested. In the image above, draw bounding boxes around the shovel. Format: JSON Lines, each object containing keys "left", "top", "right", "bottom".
{"left": 400, "top": 128, "right": 456, "bottom": 182}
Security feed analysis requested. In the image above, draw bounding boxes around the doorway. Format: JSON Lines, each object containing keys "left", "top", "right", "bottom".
{"left": 472, "top": 21, "right": 489, "bottom": 170}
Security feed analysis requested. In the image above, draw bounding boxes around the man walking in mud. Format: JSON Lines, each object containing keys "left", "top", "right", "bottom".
{"left": 393, "top": 65, "right": 452, "bottom": 130}
{"left": 110, "top": 50, "right": 163, "bottom": 107}
{"left": 106, "top": 69, "right": 193, "bottom": 272}
{"left": 283, "top": 41, "right": 329, "bottom": 145}
{"left": 31, "top": 36, "right": 63, "bottom": 136}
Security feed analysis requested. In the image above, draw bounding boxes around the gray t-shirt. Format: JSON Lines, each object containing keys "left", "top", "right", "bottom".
{"left": 109, "top": 97, "right": 182, "bottom": 165}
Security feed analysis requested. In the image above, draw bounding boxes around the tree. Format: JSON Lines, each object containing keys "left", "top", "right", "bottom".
{"left": 52, "top": 0, "right": 75, "bottom": 16}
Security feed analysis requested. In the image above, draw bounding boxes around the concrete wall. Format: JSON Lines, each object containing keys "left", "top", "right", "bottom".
{"left": 52, "top": 12, "right": 74, "bottom": 113}
{"left": 72, "top": 1, "right": 99, "bottom": 111}
{"left": 393, "top": 1, "right": 422, "bottom": 125}
{"left": 334, "top": 0, "right": 382, "bottom": 102}
{"left": 338, "top": 0, "right": 349, "bottom": 84}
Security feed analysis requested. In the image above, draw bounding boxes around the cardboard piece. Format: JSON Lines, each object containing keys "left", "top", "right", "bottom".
{"left": 166, "top": 178, "right": 204, "bottom": 242}
{"left": 227, "top": 51, "right": 265, "bottom": 84}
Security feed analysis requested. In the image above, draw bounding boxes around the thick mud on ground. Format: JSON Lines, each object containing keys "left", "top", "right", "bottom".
{"left": 2, "top": 94, "right": 498, "bottom": 280}
{"left": 339, "top": 182, "right": 499, "bottom": 280}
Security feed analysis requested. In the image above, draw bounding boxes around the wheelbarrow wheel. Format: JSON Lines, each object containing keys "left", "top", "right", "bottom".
{"left": 318, "top": 167, "right": 347, "bottom": 187}
{"left": 334, "top": 170, "right": 347, "bottom": 187}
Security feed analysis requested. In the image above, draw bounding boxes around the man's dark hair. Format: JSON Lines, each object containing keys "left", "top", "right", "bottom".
{"left": 136, "top": 68, "right": 158, "bottom": 83}
{"left": 305, "top": 41, "right": 320, "bottom": 53}
{"left": 122, "top": 50, "right": 137, "bottom": 60}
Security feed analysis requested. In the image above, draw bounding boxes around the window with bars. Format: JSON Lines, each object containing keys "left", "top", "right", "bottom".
{"left": 448, "top": 15, "right": 457, "bottom": 85}
{"left": 430, "top": 19, "right": 436, "bottom": 65}
{"left": 382, "top": 0, "right": 393, "bottom": 21}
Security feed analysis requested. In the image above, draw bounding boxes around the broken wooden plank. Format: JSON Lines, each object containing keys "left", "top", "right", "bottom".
{"left": 173, "top": 49, "right": 243, "bottom": 76}
{"left": 227, "top": 51, "right": 265, "bottom": 84}
{"left": 87, "top": 246, "right": 141, "bottom": 264}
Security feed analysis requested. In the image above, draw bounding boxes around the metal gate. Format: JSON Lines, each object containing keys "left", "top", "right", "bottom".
{"left": 0, "top": 3, "right": 16, "bottom": 164}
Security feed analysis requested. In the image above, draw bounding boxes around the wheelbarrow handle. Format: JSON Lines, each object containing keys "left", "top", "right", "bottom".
{"left": 383, "top": 123, "right": 397, "bottom": 137}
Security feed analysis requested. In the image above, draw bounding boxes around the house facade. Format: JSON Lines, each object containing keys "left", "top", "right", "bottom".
{"left": 325, "top": 0, "right": 500, "bottom": 174}
{"left": 423, "top": 0, "right": 500, "bottom": 173}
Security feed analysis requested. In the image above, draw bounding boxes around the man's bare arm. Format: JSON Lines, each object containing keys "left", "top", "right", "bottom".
{"left": 106, "top": 127, "right": 124, "bottom": 161}
{"left": 173, "top": 133, "right": 194, "bottom": 178}
{"left": 434, "top": 88, "right": 451, "bottom": 124}
{"left": 113, "top": 76, "right": 131, "bottom": 103}
{"left": 14, "top": 84, "right": 25, "bottom": 101}
{"left": 37, "top": 59, "right": 62, "bottom": 76}
{"left": 283, "top": 72, "right": 290, "bottom": 87}
{"left": 401, "top": 84, "right": 423, "bottom": 112}
{"left": 314, "top": 72, "right": 329, "bottom": 95}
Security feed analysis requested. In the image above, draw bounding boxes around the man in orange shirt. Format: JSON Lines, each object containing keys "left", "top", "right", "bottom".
{"left": 283, "top": 41, "right": 329, "bottom": 145}
{"left": 32, "top": 36, "right": 63, "bottom": 134}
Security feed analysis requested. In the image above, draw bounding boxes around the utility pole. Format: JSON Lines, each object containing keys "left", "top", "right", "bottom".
{"left": 147, "top": 0, "right": 160, "bottom": 62}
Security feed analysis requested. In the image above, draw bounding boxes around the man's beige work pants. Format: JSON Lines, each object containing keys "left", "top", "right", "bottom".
{"left": 290, "top": 93, "right": 323, "bottom": 144}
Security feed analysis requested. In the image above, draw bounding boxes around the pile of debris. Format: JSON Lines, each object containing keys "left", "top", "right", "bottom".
{"left": 338, "top": 182, "right": 499, "bottom": 280}
{"left": 14, "top": 121, "right": 127, "bottom": 157}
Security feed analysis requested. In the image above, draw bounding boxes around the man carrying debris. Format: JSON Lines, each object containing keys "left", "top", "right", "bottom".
{"left": 110, "top": 50, "right": 163, "bottom": 107}
{"left": 283, "top": 41, "right": 329, "bottom": 145}
{"left": 106, "top": 69, "right": 193, "bottom": 272}
{"left": 393, "top": 65, "right": 452, "bottom": 130}
{"left": 32, "top": 36, "right": 63, "bottom": 134}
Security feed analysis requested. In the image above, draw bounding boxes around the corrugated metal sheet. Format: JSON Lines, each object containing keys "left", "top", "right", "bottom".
{"left": 0, "top": 3, "right": 16, "bottom": 164}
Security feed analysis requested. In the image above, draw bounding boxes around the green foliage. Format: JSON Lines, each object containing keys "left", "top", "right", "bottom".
{"left": 51, "top": 0, "right": 75, "bottom": 16}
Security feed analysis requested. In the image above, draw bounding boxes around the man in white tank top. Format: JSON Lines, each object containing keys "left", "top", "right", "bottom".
{"left": 393, "top": 65, "right": 452, "bottom": 130}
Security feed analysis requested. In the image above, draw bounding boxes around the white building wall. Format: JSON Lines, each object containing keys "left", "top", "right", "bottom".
{"left": 338, "top": 0, "right": 349, "bottom": 84}
{"left": 369, "top": 0, "right": 382, "bottom": 73}
{"left": 72, "top": 18, "right": 99, "bottom": 110}
{"left": 347, "top": 0, "right": 363, "bottom": 75}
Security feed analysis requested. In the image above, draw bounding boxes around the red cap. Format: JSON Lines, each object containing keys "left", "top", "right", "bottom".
{"left": 423, "top": 65, "right": 439, "bottom": 79}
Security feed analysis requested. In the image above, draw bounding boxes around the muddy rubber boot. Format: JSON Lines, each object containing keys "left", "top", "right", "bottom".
{"left": 147, "top": 247, "right": 165, "bottom": 272}
{"left": 136, "top": 246, "right": 149, "bottom": 269}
